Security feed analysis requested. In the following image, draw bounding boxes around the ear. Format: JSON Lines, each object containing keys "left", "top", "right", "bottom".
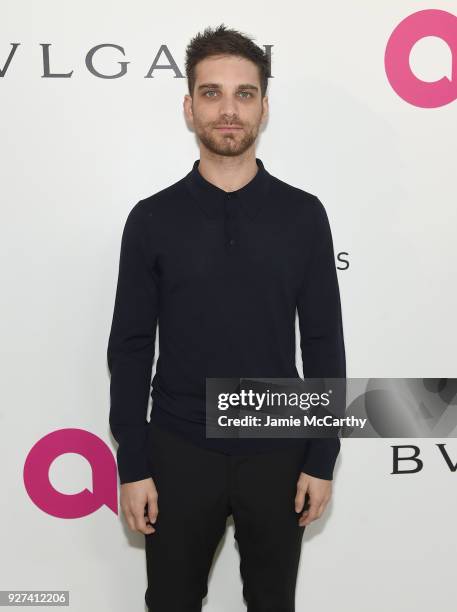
{"left": 261, "top": 95, "right": 269, "bottom": 124}
{"left": 183, "top": 94, "right": 193, "bottom": 121}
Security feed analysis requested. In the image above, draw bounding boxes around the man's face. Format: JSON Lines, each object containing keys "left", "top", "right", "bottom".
{"left": 184, "top": 54, "right": 268, "bottom": 158}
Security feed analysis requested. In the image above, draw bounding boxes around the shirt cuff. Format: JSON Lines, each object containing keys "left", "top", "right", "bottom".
{"left": 112, "top": 425, "right": 152, "bottom": 484}
{"left": 301, "top": 437, "right": 341, "bottom": 480}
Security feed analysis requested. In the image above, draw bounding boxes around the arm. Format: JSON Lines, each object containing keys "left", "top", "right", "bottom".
{"left": 107, "top": 200, "right": 159, "bottom": 485}
{"left": 297, "top": 195, "right": 346, "bottom": 481}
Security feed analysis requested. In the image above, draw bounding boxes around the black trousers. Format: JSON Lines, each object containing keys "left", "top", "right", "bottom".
{"left": 144, "top": 421, "right": 307, "bottom": 611}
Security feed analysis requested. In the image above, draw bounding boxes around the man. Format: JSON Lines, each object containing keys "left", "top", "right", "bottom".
{"left": 107, "top": 23, "right": 346, "bottom": 612}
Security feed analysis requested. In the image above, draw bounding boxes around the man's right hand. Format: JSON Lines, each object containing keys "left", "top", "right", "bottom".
{"left": 120, "top": 477, "right": 159, "bottom": 535}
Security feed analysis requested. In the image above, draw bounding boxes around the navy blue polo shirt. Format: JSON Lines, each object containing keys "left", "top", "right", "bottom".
{"left": 107, "top": 157, "right": 346, "bottom": 484}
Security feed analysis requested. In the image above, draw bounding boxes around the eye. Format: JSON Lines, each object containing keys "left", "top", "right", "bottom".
{"left": 204, "top": 90, "right": 218, "bottom": 97}
{"left": 238, "top": 91, "right": 253, "bottom": 99}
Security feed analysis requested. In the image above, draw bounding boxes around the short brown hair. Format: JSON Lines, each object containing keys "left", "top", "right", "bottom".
{"left": 185, "top": 23, "right": 270, "bottom": 98}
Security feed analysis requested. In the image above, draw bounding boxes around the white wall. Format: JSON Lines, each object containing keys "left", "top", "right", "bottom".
{"left": 1, "top": 1, "right": 456, "bottom": 610}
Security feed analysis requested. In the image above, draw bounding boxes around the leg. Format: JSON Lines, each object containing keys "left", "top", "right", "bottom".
{"left": 144, "top": 422, "right": 230, "bottom": 612}
{"left": 230, "top": 447, "right": 306, "bottom": 612}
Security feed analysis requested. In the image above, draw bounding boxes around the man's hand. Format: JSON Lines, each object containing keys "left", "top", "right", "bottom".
{"left": 120, "top": 477, "right": 159, "bottom": 535}
{"left": 295, "top": 471, "right": 332, "bottom": 527}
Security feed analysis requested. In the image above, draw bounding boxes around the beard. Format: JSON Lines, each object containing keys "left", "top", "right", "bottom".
{"left": 193, "top": 118, "right": 260, "bottom": 157}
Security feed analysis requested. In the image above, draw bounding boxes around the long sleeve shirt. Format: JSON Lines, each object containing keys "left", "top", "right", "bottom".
{"left": 107, "top": 157, "right": 346, "bottom": 484}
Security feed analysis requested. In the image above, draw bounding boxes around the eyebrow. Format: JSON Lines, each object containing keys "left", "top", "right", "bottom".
{"left": 197, "top": 83, "right": 259, "bottom": 92}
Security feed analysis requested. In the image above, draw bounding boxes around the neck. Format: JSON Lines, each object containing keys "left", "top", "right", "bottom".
{"left": 196, "top": 150, "right": 258, "bottom": 192}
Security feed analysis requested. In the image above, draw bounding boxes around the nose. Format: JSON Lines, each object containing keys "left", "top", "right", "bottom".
{"left": 218, "top": 95, "right": 240, "bottom": 118}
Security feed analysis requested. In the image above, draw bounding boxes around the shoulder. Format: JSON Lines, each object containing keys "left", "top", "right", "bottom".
{"left": 126, "top": 178, "right": 185, "bottom": 224}
{"left": 268, "top": 173, "right": 327, "bottom": 223}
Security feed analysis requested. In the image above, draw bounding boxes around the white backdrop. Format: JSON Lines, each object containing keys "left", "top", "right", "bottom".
{"left": 1, "top": 1, "right": 456, "bottom": 610}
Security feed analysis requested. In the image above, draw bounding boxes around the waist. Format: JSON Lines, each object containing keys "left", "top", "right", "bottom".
{"left": 150, "top": 394, "right": 307, "bottom": 455}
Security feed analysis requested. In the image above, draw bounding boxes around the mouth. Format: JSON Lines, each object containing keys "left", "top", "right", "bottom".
{"left": 215, "top": 126, "right": 242, "bottom": 131}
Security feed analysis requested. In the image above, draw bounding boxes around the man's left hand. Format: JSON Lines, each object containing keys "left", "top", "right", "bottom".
{"left": 295, "top": 472, "right": 332, "bottom": 526}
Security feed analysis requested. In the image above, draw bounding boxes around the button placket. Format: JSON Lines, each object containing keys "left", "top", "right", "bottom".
{"left": 224, "top": 192, "right": 238, "bottom": 248}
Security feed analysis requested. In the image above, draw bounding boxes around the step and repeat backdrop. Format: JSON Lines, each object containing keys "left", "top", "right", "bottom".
{"left": 1, "top": 1, "right": 456, "bottom": 611}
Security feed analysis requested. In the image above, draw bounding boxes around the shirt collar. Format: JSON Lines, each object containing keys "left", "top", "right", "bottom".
{"left": 184, "top": 157, "right": 271, "bottom": 220}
